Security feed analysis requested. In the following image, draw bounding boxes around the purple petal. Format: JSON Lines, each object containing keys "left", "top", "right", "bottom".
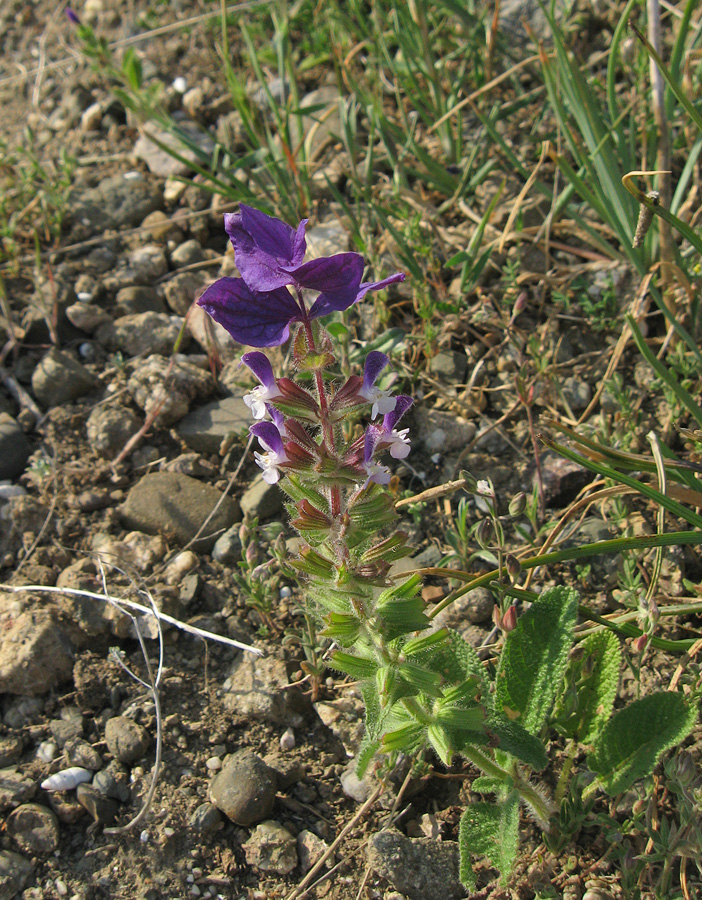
{"left": 383, "top": 395, "right": 413, "bottom": 432}
{"left": 364, "top": 425, "right": 383, "bottom": 465}
{"left": 267, "top": 405, "right": 285, "bottom": 433}
{"left": 300, "top": 254, "right": 364, "bottom": 317}
{"left": 363, "top": 351, "right": 389, "bottom": 391}
{"left": 242, "top": 351, "right": 276, "bottom": 390}
{"left": 197, "top": 277, "right": 300, "bottom": 347}
{"left": 250, "top": 421, "right": 284, "bottom": 456}
{"left": 356, "top": 272, "right": 405, "bottom": 303}
{"left": 310, "top": 267, "right": 405, "bottom": 318}
{"left": 240, "top": 204, "right": 307, "bottom": 264}
{"left": 65, "top": 8, "right": 81, "bottom": 24}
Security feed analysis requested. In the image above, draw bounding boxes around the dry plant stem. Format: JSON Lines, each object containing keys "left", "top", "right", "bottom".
{"left": 284, "top": 783, "right": 384, "bottom": 900}
{"left": 100, "top": 567, "right": 163, "bottom": 835}
{"left": 394, "top": 476, "right": 469, "bottom": 509}
{"left": 576, "top": 271, "right": 653, "bottom": 424}
{"left": 647, "top": 0, "right": 674, "bottom": 303}
{"left": 0, "top": 583, "right": 263, "bottom": 655}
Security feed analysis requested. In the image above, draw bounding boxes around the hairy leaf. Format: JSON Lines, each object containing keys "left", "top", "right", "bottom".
{"left": 563, "top": 630, "right": 621, "bottom": 743}
{"left": 588, "top": 691, "right": 697, "bottom": 795}
{"left": 496, "top": 585, "right": 578, "bottom": 734}
{"left": 459, "top": 793, "right": 520, "bottom": 889}
{"left": 487, "top": 715, "right": 549, "bottom": 771}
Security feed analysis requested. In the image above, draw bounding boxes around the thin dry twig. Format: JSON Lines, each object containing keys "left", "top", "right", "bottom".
{"left": 0, "top": 582, "right": 263, "bottom": 655}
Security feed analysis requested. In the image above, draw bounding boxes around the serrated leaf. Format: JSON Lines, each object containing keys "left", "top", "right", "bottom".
{"left": 487, "top": 715, "right": 549, "bottom": 771}
{"left": 588, "top": 692, "right": 697, "bottom": 795}
{"left": 459, "top": 793, "right": 520, "bottom": 889}
{"left": 565, "top": 630, "right": 621, "bottom": 743}
{"left": 496, "top": 585, "right": 578, "bottom": 734}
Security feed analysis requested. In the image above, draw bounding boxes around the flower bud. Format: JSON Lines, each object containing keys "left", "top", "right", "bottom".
{"left": 511, "top": 291, "right": 527, "bottom": 320}
{"left": 475, "top": 518, "right": 493, "bottom": 550}
{"left": 501, "top": 604, "right": 518, "bottom": 633}
{"left": 505, "top": 554, "right": 521, "bottom": 580}
{"left": 672, "top": 750, "right": 697, "bottom": 788}
{"left": 508, "top": 492, "right": 527, "bottom": 517}
{"left": 634, "top": 633, "right": 649, "bottom": 653}
{"left": 239, "top": 521, "right": 249, "bottom": 544}
{"left": 246, "top": 543, "right": 259, "bottom": 567}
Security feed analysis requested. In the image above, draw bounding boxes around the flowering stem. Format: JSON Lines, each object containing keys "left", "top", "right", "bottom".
{"left": 301, "top": 314, "right": 341, "bottom": 519}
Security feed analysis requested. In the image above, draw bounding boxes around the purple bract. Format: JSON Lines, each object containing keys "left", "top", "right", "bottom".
{"left": 197, "top": 205, "right": 404, "bottom": 347}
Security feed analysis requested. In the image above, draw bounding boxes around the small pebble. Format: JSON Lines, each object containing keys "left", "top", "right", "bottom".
{"left": 280, "top": 586, "right": 292, "bottom": 599}
{"left": 140, "top": 830, "right": 150, "bottom": 843}
{"left": 205, "top": 756, "right": 222, "bottom": 772}
{"left": 173, "top": 76, "right": 187, "bottom": 93}
{"left": 55, "top": 880, "right": 68, "bottom": 897}
{"left": 279, "top": 728, "right": 295, "bottom": 751}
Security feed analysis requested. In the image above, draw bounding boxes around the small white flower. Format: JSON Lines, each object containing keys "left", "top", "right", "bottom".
{"left": 243, "top": 385, "right": 276, "bottom": 419}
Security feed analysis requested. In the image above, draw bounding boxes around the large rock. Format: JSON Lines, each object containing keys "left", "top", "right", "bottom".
{"left": 0, "top": 608, "right": 74, "bottom": 695}
{"left": 222, "top": 652, "right": 305, "bottom": 724}
{"left": 176, "top": 395, "right": 251, "bottom": 454}
{"left": 367, "top": 830, "right": 465, "bottom": 900}
{"left": 243, "top": 820, "right": 298, "bottom": 875}
{"left": 31, "top": 349, "right": 98, "bottom": 409}
{"left": 106, "top": 312, "right": 184, "bottom": 358}
{"left": 209, "top": 750, "right": 277, "bottom": 826}
{"left": 0, "top": 415, "right": 30, "bottom": 481}
{"left": 126, "top": 355, "right": 214, "bottom": 427}
{"left": 120, "top": 472, "right": 240, "bottom": 551}
{"left": 68, "top": 174, "right": 162, "bottom": 238}
{"left": 133, "top": 122, "right": 215, "bottom": 177}
{"left": 0, "top": 850, "right": 34, "bottom": 900}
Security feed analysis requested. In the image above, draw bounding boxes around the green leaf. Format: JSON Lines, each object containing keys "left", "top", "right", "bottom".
{"left": 486, "top": 716, "right": 549, "bottom": 771}
{"left": 427, "top": 724, "right": 453, "bottom": 765}
{"left": 459, "top": 793, "right": 520, "bottom": 889}
{"left": 422, "top": 629, "right": 490, "bottom": 701}
{"left": 471, "top": 775, "right": 507, "bottom": 795}
{"left": 496, "top": 585, "right": 578, "bottom": 734}
{"left": 588, "top": 692, "right": 697, "bottom": 795}
{"left": 563, "top": 630, "right": 621, "bottom": 744}
{"left": 329, "top": 651, "right": 378, "bottom": 680}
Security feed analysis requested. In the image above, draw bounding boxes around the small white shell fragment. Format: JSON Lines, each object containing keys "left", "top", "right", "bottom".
{"left": 172, "top": 76, "right": 187, "bottom": 93}
{"left": 140, "top": 830, "right": 150, "bottom": 843}
{"left": 41, "top": 766, "right": 93, "bottom": 791}
{"left": 280, "top": 727, "right": 295, "bottom": 751}
{"left": 36, "top": 741, "right": 57, "bottom": 763}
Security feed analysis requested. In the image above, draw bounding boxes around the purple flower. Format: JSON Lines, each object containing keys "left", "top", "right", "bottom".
{"left": 197, "top": 278, "right": 301, "bottom": 347}
{"left": 379, "top": 395, "right": 413, "bottom": 459}
{"left": 362, "top": 427, "right": 392, "bottom": 487}
{"left": 225, "top": 205, "right": 308, "bottom": 292}
{"left": 242, "top": 351, "right": 282, "bottom": 419}
{"left": 358, "top": 351, "right": 396, "bottom": 419}
{"left": 65, "top": 8, "right": 81, "bottom": 24}
{"left": 196, "top": 205, "right": 405, "bottom": 347}
{"left": 250, "top": 421, "right": 288, "bottom": 484}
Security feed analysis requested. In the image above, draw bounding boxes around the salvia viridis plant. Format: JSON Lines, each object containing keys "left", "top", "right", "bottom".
{"left": 196, "top": 205, "right": 699, "bottom": 890}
